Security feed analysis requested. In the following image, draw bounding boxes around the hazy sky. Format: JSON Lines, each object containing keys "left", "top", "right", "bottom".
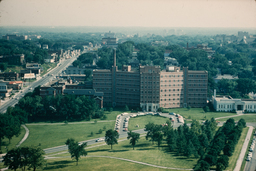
{"left": 0, "top": 0, "right": 256, "bottom": 28}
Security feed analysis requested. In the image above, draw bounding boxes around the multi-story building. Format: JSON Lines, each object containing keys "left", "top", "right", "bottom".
{"left": 93, "top": 49, "right": 208, "bottom": 111}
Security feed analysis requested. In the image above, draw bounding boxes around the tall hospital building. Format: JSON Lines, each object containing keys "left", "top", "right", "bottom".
{"left": 93, "top": 50, "right": 208, "bottom": 112}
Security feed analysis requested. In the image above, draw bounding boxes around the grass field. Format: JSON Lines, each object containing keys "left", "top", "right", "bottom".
{"left": 1, "top": 126, "right": 26, "bottom": 154}
{"left": 166, "top": 108, "right": 236, "bottom": 120}
{"left": 104, "top": 109, "right": 131, "bottom": 120}
{"left": 40, "top": 63, "right": 57, "bottom": 76}
{"left": 218, "top": 114, "right": 256, "bottom": 122}
{"left": 128, "top": 115, "right": 170, "bottom": 131}
{"left": 21, "top": 122, "right": 115, "bottom": 149}
{"left": 57, "top": 136, "right": 199, "bottom": 170}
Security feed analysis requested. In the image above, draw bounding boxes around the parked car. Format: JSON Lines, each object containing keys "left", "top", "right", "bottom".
{"left": 96, "top": 138, "right": 104, "bottom": 142}
{"left": 169, "top": 112, "right": 176, "bottom": 115}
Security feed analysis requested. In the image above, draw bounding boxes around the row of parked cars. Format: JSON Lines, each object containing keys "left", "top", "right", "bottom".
{"left": 247, "top": 131, "right": 256, "bottom": 161}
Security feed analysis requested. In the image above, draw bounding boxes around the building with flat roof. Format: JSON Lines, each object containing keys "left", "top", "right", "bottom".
{"left": 212, "top": 92, "right": 256, "bottom": 113}
{"left": 93, "top": 49, "right": 208, "bottom": 111}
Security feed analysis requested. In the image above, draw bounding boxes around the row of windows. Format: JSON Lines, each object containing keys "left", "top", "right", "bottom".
{"left": 141, "top": 96, "right": 159, "bottom": 99}
{"left": 141, "top": 82, "right": 159, "bottom": 84}
{"left": 161, "top": 75, "right": 183, "bottom": 78}
{"left": 188, "top": 84, "right": 207, "bottom": 86}
{"left": 141, "top": 101, "right": 160, "bottom": 103}
{"left": 161, "top": 80, "right": 183, "bottom": 82}
{"left": 160, "top": 98, "right": 182, "bottom": 101}
{"left": 188, "top": 80, "right": 206, "bottom": 82}
{"left": 189, "top": 75, "right": 206, "bottom": 77}
{"left": 161, "top": 84, "right": 183, "bottom": 87}
{"left": 161, "top": 94, "right": 182, "bottom": 97}
{"left": 141, "top": 76, "right": 160, "bottom": 79}
{"left": 188, "top": 89, "right": 206, "bottom": 91}
{"left": 161, "top": 89, "right": 182, "bottom": 92}
{"left": 141, "top": 86, "right": 159, "bottom": 89}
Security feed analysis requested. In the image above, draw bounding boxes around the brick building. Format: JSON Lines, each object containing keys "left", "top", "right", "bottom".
{"left": 93, "top": 49, "right": 208, "bottom": 111}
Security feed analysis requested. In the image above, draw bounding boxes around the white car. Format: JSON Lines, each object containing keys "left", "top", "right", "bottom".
{"left": 96, "top": 138, "right": 104, "bottom": 142}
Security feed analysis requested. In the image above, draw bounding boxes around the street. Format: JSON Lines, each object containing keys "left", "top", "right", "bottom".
{"left": 0, "top": 56, "right": 78, "bottom": 114}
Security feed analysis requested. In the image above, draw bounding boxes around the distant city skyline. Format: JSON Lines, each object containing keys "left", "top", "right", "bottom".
{"left": 0, "top": 0, "right": 256, "bottom": 28}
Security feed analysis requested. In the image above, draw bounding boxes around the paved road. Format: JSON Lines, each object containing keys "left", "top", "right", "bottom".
{"left": 234, "top": 126, "right": 253, "bottom": 171}
{"left": 245, "top": 130, "right": 256, "bottom": 171}
{"left": 0, "top": 56, "right": 77, "bottom": 114}
{"left": 44, "top": 113, "right": 183, "bottom": 154}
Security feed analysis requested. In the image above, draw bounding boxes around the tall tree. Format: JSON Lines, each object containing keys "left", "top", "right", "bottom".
{"left": 127, "top": 131, "right": 140, "bottom": 150}
{"left": 27, "top": 147, "right": 45, "bottom": 171}
{"left": 105, "top": 129, "right": 119, "bottom": 150}
{"left": 65, "top": 138, "right": 87, "bottom": 165}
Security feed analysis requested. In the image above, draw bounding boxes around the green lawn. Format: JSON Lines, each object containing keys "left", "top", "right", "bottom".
{"left": 1, "top": 126, "right": 26, "bottom": 154}
{"left": 218, "top": 114, "right": 256, "bottom": 122}
{"left": 61, "top": 136, "right": 198, "bottom": 170}
{"left": 166, "top": 108, "right": 236, "bottom": 120}
{"left": 128, "top": 115, "right": 170, "bottom": 131}
{"left": 21, "top": 122, "right": 115, "bottom": 149}
{"left": 1, "top": 157, "right": 173, "bottom": 171}
{"left": 40, "top": 63, "right": 57, "bottom": 76}
{"left": 104, "top": 109, "right": 131, "bottom": 120}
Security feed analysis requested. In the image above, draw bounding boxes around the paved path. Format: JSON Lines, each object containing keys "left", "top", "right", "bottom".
{"left": 234, "top": 126, "right": 254, "bottom": 171}
{"left": 16, "top": 125, "right": 29, "bottom": 147}
{"left": 215, "top": 114, "right": 256, "bottom": 120}
{"left": 26, "top": 120, "right": 115, "bottom": 125}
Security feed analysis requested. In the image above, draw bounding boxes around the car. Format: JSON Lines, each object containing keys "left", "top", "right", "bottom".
{"left": 29, "top": 87, "right": 33, "bottom": 90}
{"left": 96, "top": 138, "right": 104, "bottom": 142}
{"left": 246, "top": 156, "right": 251, "bottom": 161}
{"left": 169, "top": 112, "right": 176, "bottom": 115}
{"left": 15, "top": 97, "right": 19, "bottom": 100}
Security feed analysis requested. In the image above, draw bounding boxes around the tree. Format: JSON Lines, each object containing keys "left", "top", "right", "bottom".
{"left": 124, "top": 105, "right": 129, "bottom": 111}
{"left": 236, "top": 78, "right": 256, "bottom": 96}
{"left": 184, "top": 140, "right": 195, "bottom": 158}
{"left": 27, "top": 147, "right": 45, "bottom": 171}
{"left": 216, "top": 155, "right": 229, "bottom": 171}
{"left": 194, "top": 160, "right": 210, "bottom": 171}
{"left": 0, "top": 62, "right": 8, "bottom": 71}
{"left": 154, "top": 131, "right": 163, "bottom": 149}
{"left": 127, "top": 131, "right": 140, "bottom": 150}
{"left": 105, "top": 129, "right": 119, "bottom": 150}
{"left": 3, "top": 148, "right": 21, "bottom": 171}
{"left": 65, "top": 138, "right": 87, "bottom": 165}
{"left": 5, "top": 115, "right": 21, "bottom": 144}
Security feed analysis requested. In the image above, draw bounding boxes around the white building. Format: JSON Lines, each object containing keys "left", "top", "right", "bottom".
{"left": 212, "top": 91, "right": 256, "bottom": 113}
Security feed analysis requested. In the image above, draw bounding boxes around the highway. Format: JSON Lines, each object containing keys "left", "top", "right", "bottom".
{"left": 0, "top": 56, "right": 77, "bottom": 114}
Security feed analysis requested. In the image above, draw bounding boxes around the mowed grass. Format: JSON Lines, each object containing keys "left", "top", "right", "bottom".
{"left": 218, "top": 114, "right": 256, "bottom": 122}
{"left": 1, "top": 157, "right": 181, "bottom": 171}
{"left": 128, "top": 115, "right": 170, "bottom": 131}
{"left": 166, "top": 108, "right": 236, "bottom": 120}
{"left": 82, "top": 137, "right": 198, "bottom": 169}
{"left": 21, "top": 122, "right": 115, "bottom": 149}
{"left": 1, "top": 126, "right": 26, "bottom": 153}
{"left": 104, "top": 109, "right": 131, "bottom": 120}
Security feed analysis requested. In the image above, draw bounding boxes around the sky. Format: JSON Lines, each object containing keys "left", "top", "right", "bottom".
{"left": 0, "top": 0, "right": 256, "bottom": 28}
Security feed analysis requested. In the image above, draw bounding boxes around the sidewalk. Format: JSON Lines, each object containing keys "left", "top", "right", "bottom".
{"left": 234, "top": 126, "right": 253, "bottom": 171}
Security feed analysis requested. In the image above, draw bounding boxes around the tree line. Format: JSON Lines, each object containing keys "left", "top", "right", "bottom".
{"left": 194, "top": 118, "right": 246, "bottom": 171}
{"left": 11, "top": 94, "right": 104, "bottom": 122}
